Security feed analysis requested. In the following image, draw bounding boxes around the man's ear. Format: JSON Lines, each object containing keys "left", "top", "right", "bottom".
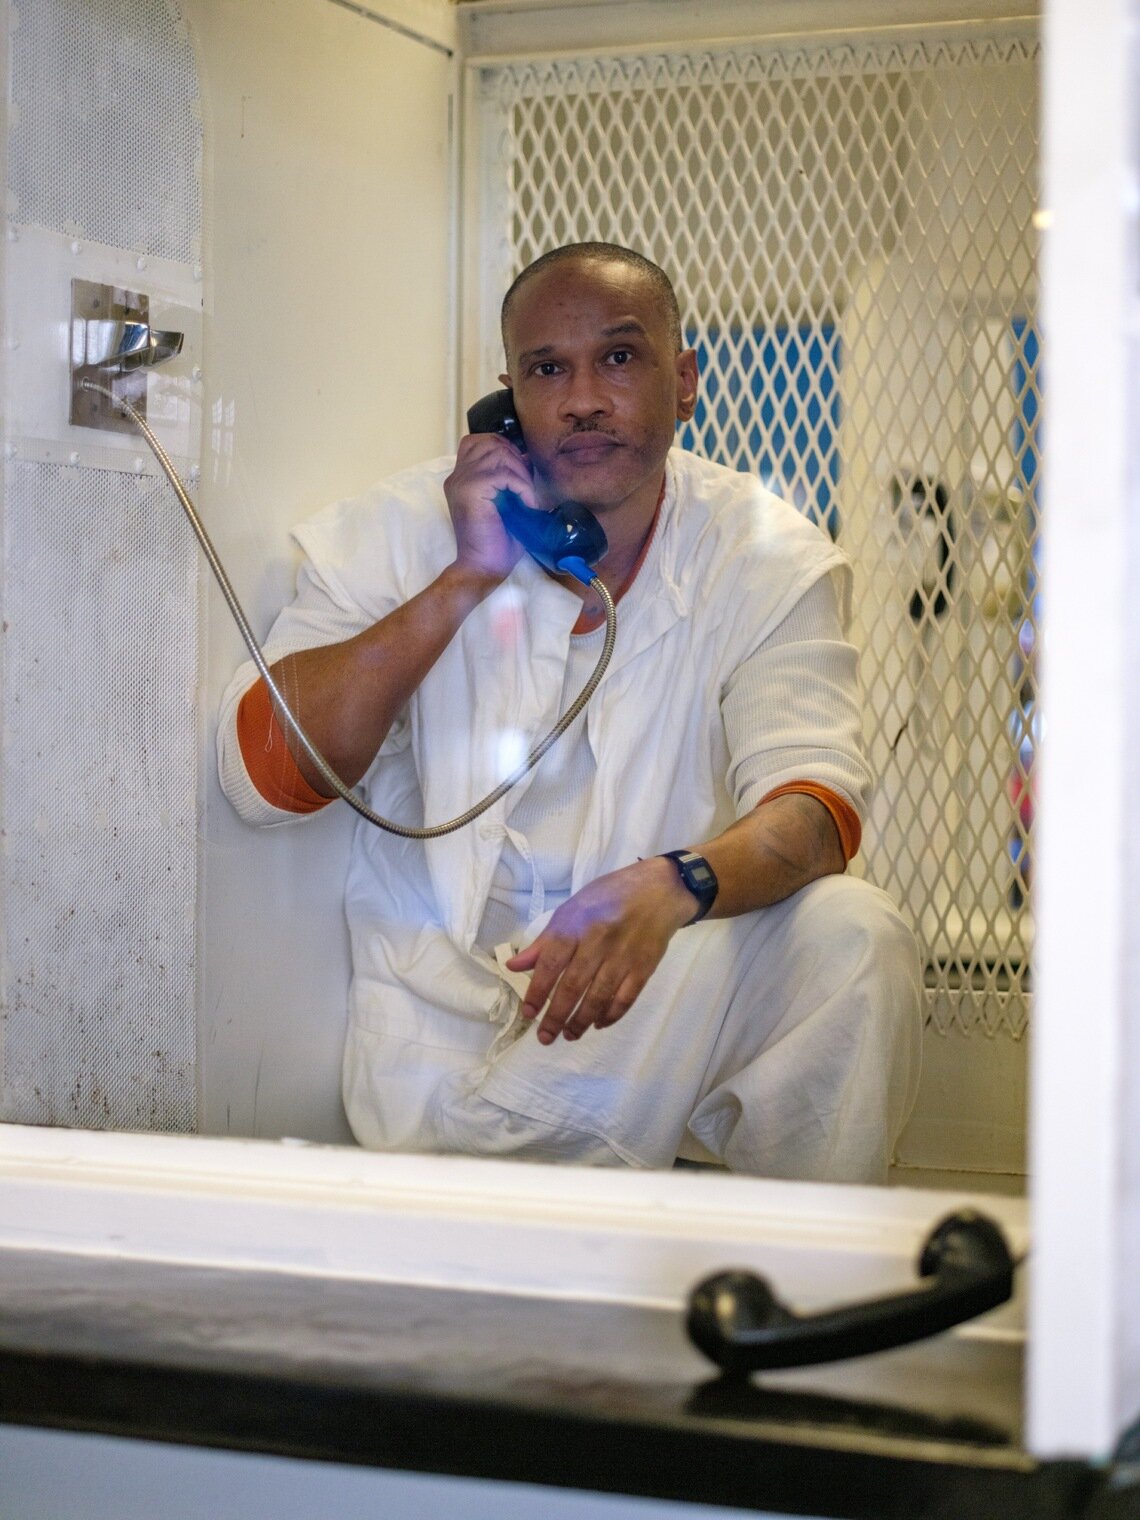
{"left": 498, "top": 372, "right": 512, "bottom": 389}
{"left": 675, "top": 348, "right": 699, "bottom": 424}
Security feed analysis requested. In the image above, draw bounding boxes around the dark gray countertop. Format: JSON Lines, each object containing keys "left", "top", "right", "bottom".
{"left": 0, "top": 1247, "right": 1132, "bottom": 1517}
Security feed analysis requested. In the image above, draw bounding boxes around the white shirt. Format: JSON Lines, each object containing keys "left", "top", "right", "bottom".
{"left": 217, "top": 447, "right": 870, "bottom": 1149}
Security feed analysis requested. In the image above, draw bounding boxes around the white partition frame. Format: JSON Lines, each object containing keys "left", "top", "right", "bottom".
{"left": 1027, "top": 0, "right": 1140, "bottom": 1457}
{"left": 0, "top": 1122, "right": 1028, "bottom": 1316}
{"left": 3, "top": 0, "right": 1140, "bottom": 1468}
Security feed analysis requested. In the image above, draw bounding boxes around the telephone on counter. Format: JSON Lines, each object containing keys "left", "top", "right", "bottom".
{"left": 466, "top": 389, "right": 607, "bottom": 587}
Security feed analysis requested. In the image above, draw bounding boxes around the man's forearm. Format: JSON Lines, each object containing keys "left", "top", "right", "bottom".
{"left": 691, "top": 791, "right": 846, "bottom": 918}
{"left": 507, "top": 791, "right": 849, "bottom": 1045}
{"left": 270, "top": 562, "right": 499, "bottom": 795}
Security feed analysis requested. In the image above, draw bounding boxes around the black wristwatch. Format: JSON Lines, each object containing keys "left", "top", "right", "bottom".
{"left": 659, "top": 849, "right": 719, "bottom": 924}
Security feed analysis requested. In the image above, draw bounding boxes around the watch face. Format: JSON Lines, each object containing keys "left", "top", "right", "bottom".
{"left": 670, "top": 852, "right": 717, "bottom": 920}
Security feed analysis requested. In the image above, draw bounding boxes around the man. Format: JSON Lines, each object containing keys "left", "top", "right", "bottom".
{"left": 218, "top": 242, "right": 920, "bottom": 1180}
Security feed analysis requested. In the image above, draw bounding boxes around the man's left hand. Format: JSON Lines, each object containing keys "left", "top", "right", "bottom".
{"left": 505, "top": 794, "right": 847, "bottom": 1046}
{"left": 504, "top": 857, "right": 695, "bottom": 1045}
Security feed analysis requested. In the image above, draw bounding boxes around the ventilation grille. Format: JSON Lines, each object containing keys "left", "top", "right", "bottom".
{"left": 9, "top": 0, "right": 202, "bottom": 262}
{"left": 480, "top": 32, "right": 1040, "bottom": 1038}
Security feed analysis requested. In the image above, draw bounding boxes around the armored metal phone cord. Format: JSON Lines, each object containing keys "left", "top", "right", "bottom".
{"left": 82, "top": 379, "right": 616, "bottom": 839}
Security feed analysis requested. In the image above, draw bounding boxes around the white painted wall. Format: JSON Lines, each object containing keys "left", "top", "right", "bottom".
{"left": 184, "top": 0, "right": 457, "bottom": 1142}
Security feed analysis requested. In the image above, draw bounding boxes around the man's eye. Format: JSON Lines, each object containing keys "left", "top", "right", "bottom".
{"left": 608, "top": 349, "right": 634, "bottom": 366}
{"left": 533, "top": 361, "right": 561, "bottom": 377}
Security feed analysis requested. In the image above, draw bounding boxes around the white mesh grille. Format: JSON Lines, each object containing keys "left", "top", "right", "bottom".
{"left": 479, "top": 32, "right": 1039, "bottom": 1040}
{"left": 0, "top": 463, "right": 198, "bottom": 1129}
{"left": 9, "top": 0, "right": 202, "bottom": 263}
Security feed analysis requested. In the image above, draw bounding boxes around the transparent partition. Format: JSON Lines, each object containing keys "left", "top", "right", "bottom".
{"left": 0, "top": 0, "right": 456, "bottom": 1140}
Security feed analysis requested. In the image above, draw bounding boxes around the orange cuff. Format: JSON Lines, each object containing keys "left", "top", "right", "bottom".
{"left": 759, "top": 780, "right": 862, "bottom": 863}
{"left": 236, "top": 677, "right": 333, "bottom": 815}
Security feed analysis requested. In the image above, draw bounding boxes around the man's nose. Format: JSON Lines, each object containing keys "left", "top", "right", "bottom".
{"left": 559, "top": 369, "right": 612, "bottom": 423}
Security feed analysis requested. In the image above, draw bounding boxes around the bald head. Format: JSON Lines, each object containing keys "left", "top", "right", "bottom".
{"left": 501, "top": 243, "right": 683, "bottom": 360}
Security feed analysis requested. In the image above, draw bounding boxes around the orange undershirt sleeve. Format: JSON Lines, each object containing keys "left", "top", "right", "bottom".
{"left": 236, "top": 677, "right": 333, "bottom": 815}
{"left": 758, "top": 780, "right": 862, "bottom": 864}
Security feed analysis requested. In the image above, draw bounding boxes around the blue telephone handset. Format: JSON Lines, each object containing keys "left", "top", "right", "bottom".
{"left": 465, "top": 390, "right": 607, "bottom": 588}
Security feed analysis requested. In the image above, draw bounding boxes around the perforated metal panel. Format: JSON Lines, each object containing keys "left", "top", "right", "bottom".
{"left": 0, "top": 463, "right": 198, "bottom": 1129}
{"left": 476, "top": 31, "right": 1040, "bottom": 1041}
{"left": 2, "top": 0, "right": 202, "bottom": 1129}
{"left": 9, "top": 0, "right": 201, "bottom": 262}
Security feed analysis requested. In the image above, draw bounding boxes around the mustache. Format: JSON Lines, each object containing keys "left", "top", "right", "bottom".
{"left": 560, "top": 422, "right": 620, "bottom": 443}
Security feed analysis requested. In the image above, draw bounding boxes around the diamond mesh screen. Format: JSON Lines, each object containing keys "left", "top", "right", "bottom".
{"left": 478, "top": 32, "right": 1040, "bottom": 1039}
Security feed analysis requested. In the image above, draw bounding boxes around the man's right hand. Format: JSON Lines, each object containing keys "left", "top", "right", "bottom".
{"left": 264, "top": 439, "right": 533, "bottom": 797}
{"left": 444, "top": 432, "right": 532, "bottom": 584}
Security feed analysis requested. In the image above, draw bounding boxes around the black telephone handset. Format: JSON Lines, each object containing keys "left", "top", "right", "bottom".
{"left": 465, "top": 390, "right": 607, "bottom": 587}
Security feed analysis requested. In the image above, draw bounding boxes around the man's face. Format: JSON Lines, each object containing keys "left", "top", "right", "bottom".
{"left": 499, "top": 259, "right": 698, "bottom": 516}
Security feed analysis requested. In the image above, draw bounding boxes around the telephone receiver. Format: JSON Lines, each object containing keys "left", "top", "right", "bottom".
{"left": 465, "top": 389, "right": 607, "bottom": 587}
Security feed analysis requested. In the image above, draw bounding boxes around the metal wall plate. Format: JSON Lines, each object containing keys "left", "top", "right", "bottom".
{"left": 69, "top": 278, "right": 149, "bottom": 434}
{"left": 3, "top": 226, "right": 204, "bottom": 473}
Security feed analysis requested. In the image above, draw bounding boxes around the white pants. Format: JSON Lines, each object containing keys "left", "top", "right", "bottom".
{"left": 346, "top": 876, "right": 922, "bottom": 1183}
